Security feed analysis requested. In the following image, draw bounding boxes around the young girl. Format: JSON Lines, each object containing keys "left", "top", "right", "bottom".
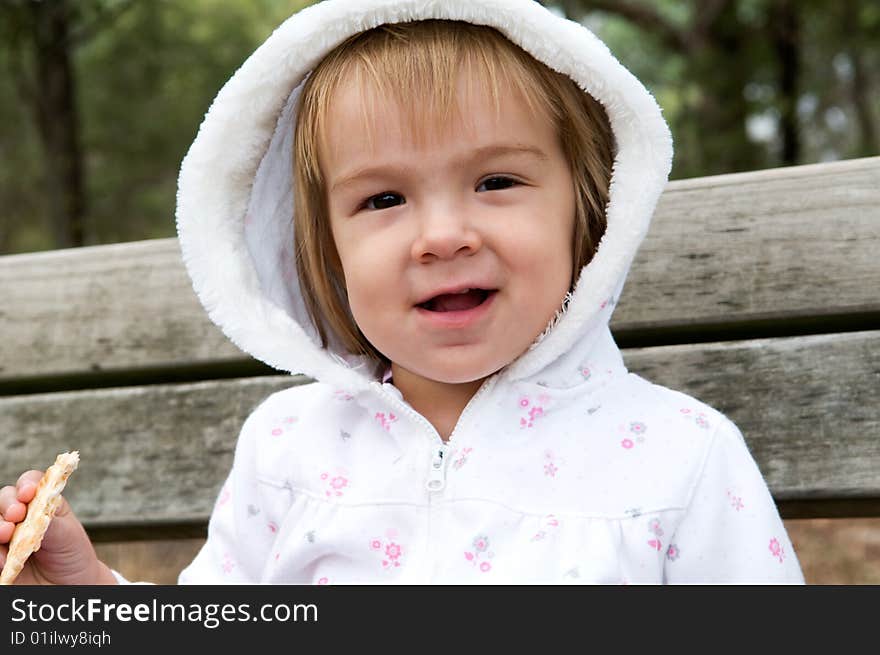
{"left": 0, "top": 0, "right": 804, "bottom": 584}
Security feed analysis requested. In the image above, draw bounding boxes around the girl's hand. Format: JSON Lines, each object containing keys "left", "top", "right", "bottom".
{"left": 0, "top": 470, "right": 117, "bottom": 585}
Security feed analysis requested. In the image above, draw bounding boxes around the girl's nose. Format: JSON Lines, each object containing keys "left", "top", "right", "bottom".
{"left": 410, "top": 205, "right": 483, "bottom": 263}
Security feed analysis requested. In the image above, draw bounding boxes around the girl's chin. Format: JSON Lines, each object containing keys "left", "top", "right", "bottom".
{"left": 394, "top": 361, "right": 504, "bottom": 387}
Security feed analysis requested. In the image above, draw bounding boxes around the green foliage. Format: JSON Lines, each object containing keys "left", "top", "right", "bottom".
{"left": 0, "top": 42, "right": 45, "bottom": 252}
{"left": 560, "top": 0, "right": 880, "bottom": 179}
{"left": 0, "top": 0, "right": 316, "bottom": 253}
{"left": 78, "top": 0, "right": 314, "bottom": 246}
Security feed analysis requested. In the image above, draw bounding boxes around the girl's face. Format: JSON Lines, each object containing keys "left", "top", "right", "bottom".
{"left": 322, "top": 72, "right": 575, "bottom": 386}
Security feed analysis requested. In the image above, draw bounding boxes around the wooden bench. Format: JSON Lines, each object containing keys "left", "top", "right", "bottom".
{"left": 2, "top": 156, "right": 879, "bottom": 583}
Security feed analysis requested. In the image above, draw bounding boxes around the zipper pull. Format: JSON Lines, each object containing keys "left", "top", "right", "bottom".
{"left": 426, "top": 444, "right": 449, "bottom": 492}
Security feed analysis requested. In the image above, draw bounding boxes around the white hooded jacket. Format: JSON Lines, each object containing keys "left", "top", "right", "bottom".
{"left": 171, "top": 0, "right": 804, "bottom": 584}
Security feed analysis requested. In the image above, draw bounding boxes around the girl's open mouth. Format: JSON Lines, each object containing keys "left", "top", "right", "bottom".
{"left": 416, "top": 288, "right": 496, "bottom": 312}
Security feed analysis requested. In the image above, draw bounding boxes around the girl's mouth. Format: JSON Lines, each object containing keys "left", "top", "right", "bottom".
{"left": 417, "top": 289, "right": 496, "bottom": 312}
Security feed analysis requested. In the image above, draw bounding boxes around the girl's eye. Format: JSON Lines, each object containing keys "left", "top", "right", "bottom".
{"left": 477, "top": 176, "right": 518, "bottom": 192}
{"left": 364, "top": 192, "right": 405, "bottom": 210}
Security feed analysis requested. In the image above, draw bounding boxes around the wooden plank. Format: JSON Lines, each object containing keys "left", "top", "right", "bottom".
{"left": 0, "top": 375, "right": 304, "bottom": 526}
{"left": 2, "top": 157, "right": 878, "bottom": 383}
{"left": 1, "top": 332, "right": 877, "bottom": 525}
{"left": 0, "top": 240, "right": 242, "bottom": 385}
{"left": 621, "top": 156, "right": 880, "bottom": 331}
{"left": 625, "top": 330, "right": 880, "bottom": 504}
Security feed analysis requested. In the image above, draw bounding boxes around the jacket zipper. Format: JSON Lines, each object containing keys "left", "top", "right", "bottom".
{"left": 373, "top": 375, "right": 499, "bottom": 584}
{"left": 374, "top": 374, "right": 499, "bottom": 493}
{"left": 426, "top": 444, "right": 449, "bottom": 491}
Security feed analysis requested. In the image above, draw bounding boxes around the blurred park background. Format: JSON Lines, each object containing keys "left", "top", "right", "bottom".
{"left": 1, "top": 0, "right": 878, "bottom": 582}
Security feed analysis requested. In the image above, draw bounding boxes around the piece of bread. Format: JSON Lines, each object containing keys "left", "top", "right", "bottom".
{"left": 0, "top": 451, "right": 80, "bottom": 585}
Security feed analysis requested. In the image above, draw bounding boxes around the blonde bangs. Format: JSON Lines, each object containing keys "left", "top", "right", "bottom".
{"left": 299, "top": 20, "right": 556, "bottom": 175}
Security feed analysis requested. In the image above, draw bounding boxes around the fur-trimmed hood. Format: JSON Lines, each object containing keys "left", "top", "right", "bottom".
{"left": 175, "top": 0, "right": 673, "bottom": 391}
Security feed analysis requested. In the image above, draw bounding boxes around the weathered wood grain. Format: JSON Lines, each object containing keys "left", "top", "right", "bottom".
{"left": 624, "top": 156, "right": 880, "bottom": 331}
{"left": 0, "top": 240, "right": 241, "bottom": 384}
{"left": 625, "top": 331, "right": 880, "bottom": 504}
{"left": 1, "top": 333, "right": 877, "bottom": 526}
{"left": 0, "top": 375, "right": 306, "bottom": 526}
{"left": 2, "top": 157, "right": 878, "bottom": 383}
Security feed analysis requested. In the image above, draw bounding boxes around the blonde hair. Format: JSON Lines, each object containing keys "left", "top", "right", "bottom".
{"left": 293, "top": 20, "right": 615, "bottom": 364}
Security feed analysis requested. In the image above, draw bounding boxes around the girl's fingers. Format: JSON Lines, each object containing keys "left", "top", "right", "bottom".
{"left": 0, "top": 485, "right": 24, "bottom": 522}
{"left": 16, "top": 470, "right": 43, "bottom": 503}
{"left": 0, "top": 471, "right": 42, "bottom": 524}
{"left": 0, "top": 520, "right": 15, "bottom": 544}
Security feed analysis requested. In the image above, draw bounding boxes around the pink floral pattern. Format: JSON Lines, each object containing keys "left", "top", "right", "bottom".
{"left": 532, "top": 515, "right": 560, "bottom": 541}
{"left": 370, "top": 529, "right": 404, "bottom": 571}
{"left": 375, "top": 411, "right": 398, "bottom": 432}
{"left": 599, "top": 296, "right": 616, "bottom": 310}
{"left": 769, "top": 537, "right": 785, "bottom": 563}
{"left": 518, "top": 394, "right": 550, "bottom": 428}
{"left": 543, "top": 449, "right": 559, "bottom": 477}
{"left": 269, "top": 415, "right": 298, "bottom": 437}
{"left": 320, "top": 469, "right": 350, "bottom": 497}
{"left": 679, "top": 407, "right": 711, "bottom": 430}
{"left": 665, "top": 543, "right": 681, "bottom": 561}
{"left": 464, "top": 534, "right": 494, "bottom": 572}
{"left": 334, "top": 389, "right": 353, "bottom": 401}
{"left": 647, "top": 518, "right": 664, "bottom": 551}
{"left": 452, "top": 447, "right": 473, "bottom": 470}
{"left": 619, "top": 420, "right": 647, "bottom": 449}
{"left": 727, "top": 489, "right": 745, "bottom": 511}
{"left": 221, "top": 553, "right": 235, "bottom": 574}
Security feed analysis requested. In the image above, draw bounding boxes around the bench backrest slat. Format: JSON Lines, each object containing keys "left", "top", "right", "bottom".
{"left": 1, "top": 331, "right": 876, "bottom": 526}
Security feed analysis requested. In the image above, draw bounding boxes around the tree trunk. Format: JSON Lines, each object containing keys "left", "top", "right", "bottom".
{"left": 849, "top": 49, "right": 879, "bottom": 157}
{"left": 842, "top": 0, "right": 879, "bottom": 157}
{"left": 770, "top": 0, "right": 801, "bottom": 166}
{"left": 689, "top": 3, "right": 764, "bottom": 175}
{"left": 30, "top": 0, "right": 86, "bottom": 249}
